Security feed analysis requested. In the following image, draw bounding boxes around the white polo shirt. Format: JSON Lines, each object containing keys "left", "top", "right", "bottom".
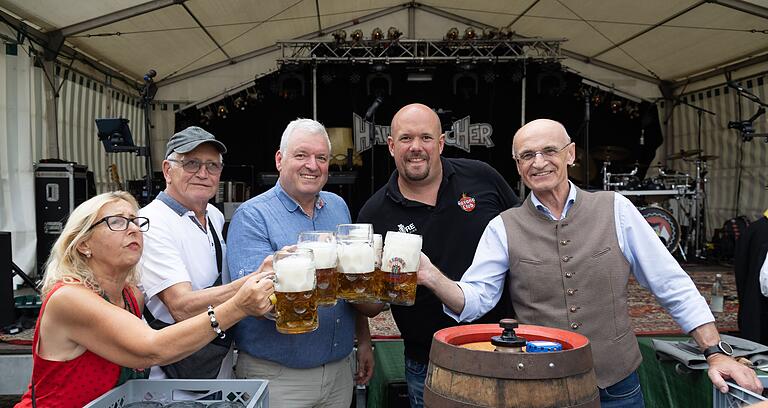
{"left": 139, "top": 191, "right": 231, "bottom": 379}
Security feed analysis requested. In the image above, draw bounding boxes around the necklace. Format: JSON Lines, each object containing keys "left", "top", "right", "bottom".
{"left": 101, "top": 289, "right": 133, "bottom": 313}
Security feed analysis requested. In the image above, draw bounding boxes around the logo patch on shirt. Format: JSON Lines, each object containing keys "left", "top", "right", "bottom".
{"left": 458, "top": 193, "right": 476, "bottom": 212}
{"left": 398, "top": 223, "right": 417, "bottom": 234}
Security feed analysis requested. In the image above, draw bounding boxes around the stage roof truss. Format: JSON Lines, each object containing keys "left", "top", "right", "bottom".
{"left": 276, "top": 38, "right": 565, "bottom": 65}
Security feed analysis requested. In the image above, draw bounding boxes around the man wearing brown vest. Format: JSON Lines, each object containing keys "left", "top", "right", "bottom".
{"left": 417, "top": 119, "right": 762, "bottom": 406}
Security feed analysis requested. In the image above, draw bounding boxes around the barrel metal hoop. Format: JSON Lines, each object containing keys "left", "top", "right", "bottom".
{"left": 428, "top": 337, "right": 595, "bottom": 379}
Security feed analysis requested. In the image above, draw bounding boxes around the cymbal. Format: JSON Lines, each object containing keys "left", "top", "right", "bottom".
{"left": 569, "top": 147, "right": 597, "bottom": 184}
{"left": 684, "top": 154, "right": 719, "bottom": 162}
{"left": 590, "top": 146, "right": 630, "bottom": 162}
{"left": 667, "top": 149, "right": 702, "bottom": 160}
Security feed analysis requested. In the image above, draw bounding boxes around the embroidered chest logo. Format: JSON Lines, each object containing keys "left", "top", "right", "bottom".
{"left": 457, "top": 193, "right": 476, "bottom": 212}
{"left": 398, "top": 223, "right": 417, "bottom": 234}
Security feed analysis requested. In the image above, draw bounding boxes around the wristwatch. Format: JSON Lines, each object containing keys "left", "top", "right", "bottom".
{"left": 702, "top": 341, "right": 734, "bottom": 358}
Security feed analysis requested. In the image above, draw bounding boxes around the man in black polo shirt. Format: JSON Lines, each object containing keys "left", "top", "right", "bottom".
{"left": 357, "top": 103, "right": 519, "bottom": 408}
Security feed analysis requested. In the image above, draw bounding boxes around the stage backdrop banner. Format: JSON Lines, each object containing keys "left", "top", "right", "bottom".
{"left": 664, "top": 73, "right": 768, "bottom": 238}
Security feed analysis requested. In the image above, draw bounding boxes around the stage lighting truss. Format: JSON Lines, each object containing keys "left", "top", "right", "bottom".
{"left": 276, "top": 37, "right": 564, "bottom": 65}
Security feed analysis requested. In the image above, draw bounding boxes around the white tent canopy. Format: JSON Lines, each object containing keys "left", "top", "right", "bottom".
{"left": 2, "top": 0, "right": 768, "bottom": 102}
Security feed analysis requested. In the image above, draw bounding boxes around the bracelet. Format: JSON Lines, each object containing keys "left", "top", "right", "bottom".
{"left": 207, "top": 305, "right": 226, "bottom": 339}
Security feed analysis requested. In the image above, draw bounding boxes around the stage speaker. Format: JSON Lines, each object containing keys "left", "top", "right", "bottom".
{"left": 0, "top": 232, "right": 15, "bottom": 327}
{"left": 34, "top": 163, "right": 89, "bottom": 274}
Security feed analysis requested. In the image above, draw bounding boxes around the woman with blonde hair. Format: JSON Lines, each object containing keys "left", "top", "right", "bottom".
{"left": 15, "top": 191, "right": 275, "bottom": 407}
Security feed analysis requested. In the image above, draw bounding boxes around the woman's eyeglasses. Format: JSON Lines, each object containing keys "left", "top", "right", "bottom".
{"left": 90, "top": 215, "right": 150, "bottom": 232}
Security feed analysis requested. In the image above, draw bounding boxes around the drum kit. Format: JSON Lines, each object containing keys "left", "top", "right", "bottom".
{"left": 587, "top": 146, "right": 718, "bottom": 260}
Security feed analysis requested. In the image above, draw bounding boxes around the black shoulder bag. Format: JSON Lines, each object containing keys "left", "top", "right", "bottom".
{"left": 143, "top": 218, "right": 233, "bottom": 379}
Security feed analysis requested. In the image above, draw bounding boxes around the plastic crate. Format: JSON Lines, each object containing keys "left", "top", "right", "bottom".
{"left": 85, "top": 379, "right": 268, "bottom": 408}
{"left": 712, "top": 376, "right": 767, "bottom": 407}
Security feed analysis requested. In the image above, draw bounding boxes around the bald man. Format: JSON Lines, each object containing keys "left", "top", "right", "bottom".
{"left": 418, "top": 119, "right": 762, "bottom": 407}
{"left": 357, "top": 103, "right": 519, "bottom": 407}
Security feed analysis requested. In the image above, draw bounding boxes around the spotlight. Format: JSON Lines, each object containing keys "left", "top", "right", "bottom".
{"left": 446, "top": 27, "right": 459, "bottom": 41}
{"left": 350, "top": 29, "right": 364, "bottom": 42}
{"left": 371, "top": 27, "right": 383, "bottom": 41}
{"left": 500, "top": 26, "right": 515, "bottom": 39}
{"left": 233, "top": 96, "right": 247, "bottom": 111}
{"left": 387, "top": 26, "right": 402, "bottom": 40}
{"left": 610, "top": 99, "right": 622, "bottom": 114}
{"left": 592, "top": 93, "right": 603, "bottom": 107}
{"left": 332, "top": 29, "right": 347, "bottom": 44}
{"left": 626, "top": 102, "right": 641, "bottom": 119}
{"left": 482, "top": 28, "right": 498, "bottom": 39}
{"left": 464, "top": 27, "right": 477, "bottom": 40}
{"left": 217, "top": 105, "right": 229, "bottom": 119}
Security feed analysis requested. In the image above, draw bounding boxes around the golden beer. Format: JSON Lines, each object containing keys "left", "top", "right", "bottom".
{"left": 336, "top": 224, "right": 377, "bottom": 303}
{"left": 377, "top": 231, "right": 422, "bottom": 305}
{"left": 375, "top": 270, "right": 418, "bottom": 306}
{"left": 273, "top": 248, "right": 318, "bottom": 334}
{"left": 274, "top": 290, "right": 318, "bottom": 334}
{"left": 338, "top": 270, "right": 377, "bottom": 303}
{"left": 314, "top": 266, "right": 338, "bottom": 306}
{"left": 297, "top": 232, "right": 338, "bottom": 306}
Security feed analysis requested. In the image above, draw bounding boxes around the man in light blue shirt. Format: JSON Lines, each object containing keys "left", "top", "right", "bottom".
{"left": 227, "top": 119, "right": 373, "bottom": 408}
{"left": 417, "top": 119, "right": 762, "bottom": 407}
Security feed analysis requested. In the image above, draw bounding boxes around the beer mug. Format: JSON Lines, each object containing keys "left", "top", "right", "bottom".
{"left": 297, "top": 231, "right": 338, "bottom": 306}
{"left": 273, "top": 248, "right": 318, "bottom": 334}
{"left": 336, "top": 223, "right": 377, "bottom": 303}
{"left": 377, "top": 231, "right": 421, "bottom": 305}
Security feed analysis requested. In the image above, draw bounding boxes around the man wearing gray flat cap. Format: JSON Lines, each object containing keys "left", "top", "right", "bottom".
{"left": 139, "top": 126, "right": 256, "bottom": 379}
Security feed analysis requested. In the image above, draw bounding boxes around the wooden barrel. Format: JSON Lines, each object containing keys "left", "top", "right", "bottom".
{"left": 424, "top": 323, "right": 599, "bottom": 408}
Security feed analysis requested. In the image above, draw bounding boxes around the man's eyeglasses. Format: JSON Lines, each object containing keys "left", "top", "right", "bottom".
{"left": 90, "top": 216, "right": 150, "bottom": 232}
{"left": 167, "top": 159, "right": 224, "bottom": 175}
{"left": 515, "top": 142, "right": 573, "bottom": 163}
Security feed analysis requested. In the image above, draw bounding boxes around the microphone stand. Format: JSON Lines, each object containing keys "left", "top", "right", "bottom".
{"left": 680, "top": 100, "right": 715, "bottom": 260}
{"left": 727, "top": 83, "right": 768, "bottom": 142}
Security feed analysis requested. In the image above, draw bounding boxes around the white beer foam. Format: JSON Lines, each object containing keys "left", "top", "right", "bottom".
{"left": 298, "top": 242, "right": 337, "bottom": 269}
{"left": 382, "top": 232, "right": 422, "bottom": 273}
{"left": 337, "top": 242, "right": 375, "bottom": 273}
{"left": 344, "top": 224, "right": 373, "bottom": 238}
{"left": 373, "top": 234, "right": 383, "bottom": 267}
{"left": 274, "top": 257, "right": 315, "bottom": 292}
